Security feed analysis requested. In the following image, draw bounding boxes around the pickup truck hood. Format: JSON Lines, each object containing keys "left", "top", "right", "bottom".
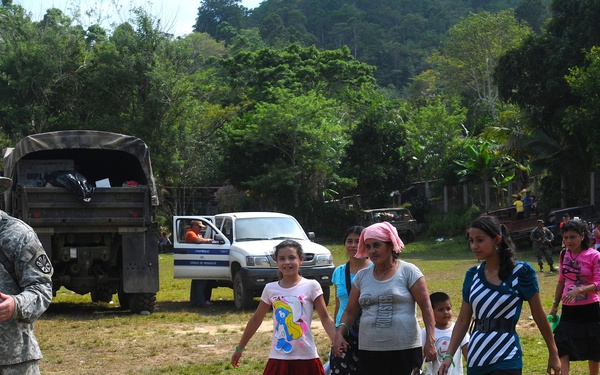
{"left": 230, "top": 239, "right": 330, "bottom": 256}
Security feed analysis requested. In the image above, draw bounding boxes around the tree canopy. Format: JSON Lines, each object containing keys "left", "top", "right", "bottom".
{"left": 2, "top": 0, "right": 598, "bottom": 234}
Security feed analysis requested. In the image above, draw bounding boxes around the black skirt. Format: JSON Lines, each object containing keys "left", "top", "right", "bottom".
{"left": 554, "top": 302, "right": 600, "bottom": 361}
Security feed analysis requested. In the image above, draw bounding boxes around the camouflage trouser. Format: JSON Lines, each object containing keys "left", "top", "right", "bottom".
{"left": 534, "top": 244, "right": 554, "bottom": 266}
{"left": 0, "top": 360, "right": 40, "bottom": 375}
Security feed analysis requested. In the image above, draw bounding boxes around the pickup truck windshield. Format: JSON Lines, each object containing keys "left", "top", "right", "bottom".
{"left": 235, "top": 217, "right": 307, "bottom": 241}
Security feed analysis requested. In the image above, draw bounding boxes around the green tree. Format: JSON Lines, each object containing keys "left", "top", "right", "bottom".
{"left": 343, "top": 102, "right": 411, "bottom": 208}
{"left": 495, "top": 0, "right": 600, "bottom": 206}
{"left": 454, "top": 139, "right": 520, "bottom": 209}
{"left": 404, "top": 97, "right": 467, "bottom": 182}
{"left": 431, "top": 10, "right": 531, "bottom": 123}
{"left": 219, "top": 44, "right": 376, "bottom": 107}
{"left": 222, "top": 90, "right": 346, "bottom": 223}
{"left": 194, "top": 0, "right": 246, "bottom": 38}
{"left": 565, "top": 46, "right": 600, "bottom": 164}
{"left": 0, "top": 4, "right": 88, "bottom": 137}
{"left": 515, "top": 0, "right": 550, "bottom": 32}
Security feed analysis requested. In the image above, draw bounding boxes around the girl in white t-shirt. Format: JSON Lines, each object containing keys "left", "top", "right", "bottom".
{"left": 231, "top": 240, "right": 336, "bottom": 375}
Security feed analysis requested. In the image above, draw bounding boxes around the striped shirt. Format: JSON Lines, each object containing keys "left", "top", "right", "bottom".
{"left": 463, "top": 261, "right": 538, "bottom": 375}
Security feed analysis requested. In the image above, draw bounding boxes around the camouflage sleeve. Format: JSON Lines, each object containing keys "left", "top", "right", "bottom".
{"left": 8, "top": 223, "right": 53, "bottom": 323}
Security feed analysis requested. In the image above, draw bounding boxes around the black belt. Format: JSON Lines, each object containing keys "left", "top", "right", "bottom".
{"left": 474, "top": 318, "right": 516, "bottom": 333}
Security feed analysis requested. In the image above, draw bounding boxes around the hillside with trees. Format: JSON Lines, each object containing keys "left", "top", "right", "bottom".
{"left": 3, "top": 0, "right": 600, "bottom": 236}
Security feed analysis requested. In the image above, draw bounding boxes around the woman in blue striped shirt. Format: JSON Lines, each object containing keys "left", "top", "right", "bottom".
{"left": 439, "top": 216, "right": 560, "bottom": 375}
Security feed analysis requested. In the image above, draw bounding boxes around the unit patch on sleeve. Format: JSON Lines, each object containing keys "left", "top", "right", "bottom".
{"left": 35, "top": 254, "right": 53, "bottom": 274}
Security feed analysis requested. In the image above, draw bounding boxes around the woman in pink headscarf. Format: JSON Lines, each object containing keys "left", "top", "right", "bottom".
{"left": 332, "top": 221, "right": 436, "bottom": 375}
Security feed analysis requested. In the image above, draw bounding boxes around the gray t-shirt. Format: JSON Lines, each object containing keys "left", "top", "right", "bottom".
{"left": 353, "top": 260, "right": 423, "bottom": 351}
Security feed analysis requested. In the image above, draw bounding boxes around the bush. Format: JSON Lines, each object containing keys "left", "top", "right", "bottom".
{"left": 425, "top": 205, "right": 481, "bottom": 238}
{"left": 407, "top": 195, "right": 430, "bottom": 223}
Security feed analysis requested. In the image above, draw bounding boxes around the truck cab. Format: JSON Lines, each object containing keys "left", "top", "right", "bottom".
{"left": 173, "top": 212, "right": 334, "bottom": 309}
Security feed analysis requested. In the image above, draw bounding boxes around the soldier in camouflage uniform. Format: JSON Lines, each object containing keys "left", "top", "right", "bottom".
{"left": 530, "top": 219, "right": 556, "bottom": 273}
{"left": 0, "top": 177, "right": 53, "bottom": 375}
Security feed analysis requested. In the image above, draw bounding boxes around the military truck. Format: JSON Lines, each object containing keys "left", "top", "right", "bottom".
{"left": 360, "top": 207, "right": 418, "bottom": 243}
{"left": 2, "top": 130, "right": 159, "bottom": 313}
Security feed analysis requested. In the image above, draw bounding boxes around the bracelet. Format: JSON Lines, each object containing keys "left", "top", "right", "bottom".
{"left": 338, "top": 322, "right": 349, "bottom": 335}
{"left": 442, "top": 353, "right": 456, "bottom": 367}
{"left": 552, "top": 300, "right": 559, "bottom": 306}
{"left": 235, "top": 345, "right": 245, "bottom": 352}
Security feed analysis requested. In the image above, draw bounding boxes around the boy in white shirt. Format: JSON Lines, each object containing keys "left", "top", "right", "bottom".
{"left": 421, "top": 292, "right": 469, "bottom": 375}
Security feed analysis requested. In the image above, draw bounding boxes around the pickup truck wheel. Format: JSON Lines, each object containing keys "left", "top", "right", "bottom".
{"left": 233, "top": 273, "right": 254, "bottom": 310}
{"left": 128, "top": 293, "right": 157, "bottom": 314}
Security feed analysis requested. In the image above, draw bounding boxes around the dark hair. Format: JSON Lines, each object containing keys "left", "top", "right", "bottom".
{"left": 561, "top": 219, "right": 591, "bottom": 249}
{"left": 430, "top": 292, "right": 450, "bottom": 307}
{"left": 273, "top": 240, "right": 304, "bottom": 279}
{"left": 343, "top": 225, "right": 365, "bottom": 243}
{"left": 469, "top": 215, "right": 516, "bottom": 280}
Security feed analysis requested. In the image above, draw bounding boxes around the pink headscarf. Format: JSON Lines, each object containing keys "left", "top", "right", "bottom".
{"left": 355, "top": 221, "right": 405, "bottom": 258}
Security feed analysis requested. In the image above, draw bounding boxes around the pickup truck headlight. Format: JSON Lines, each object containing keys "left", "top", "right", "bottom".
{"left": 246, "top": 256, "right": 270, "bottom": 267}
{"left": 315, "top": 254, "right": 333, "bottom": 266}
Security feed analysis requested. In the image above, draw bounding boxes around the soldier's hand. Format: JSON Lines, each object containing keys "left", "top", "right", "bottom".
{"left": 0, "top": 292, "right": 16, "bottom": 322}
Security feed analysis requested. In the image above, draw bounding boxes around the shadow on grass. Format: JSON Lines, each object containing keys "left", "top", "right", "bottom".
{"left": 44, "top": 298, "right": 261, "bottom": 319}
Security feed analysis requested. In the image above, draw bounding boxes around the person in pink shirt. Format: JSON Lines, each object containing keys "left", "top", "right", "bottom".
{"left": 549, "top": 219, "right": 600, "bottom": 375}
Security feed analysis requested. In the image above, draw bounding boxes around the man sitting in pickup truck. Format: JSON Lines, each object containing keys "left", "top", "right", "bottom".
{"left": 185, "top": 220, "right": 213, "bottom": 244}
{"left": 186, "top": 220, "right": 214, "bottom": 307}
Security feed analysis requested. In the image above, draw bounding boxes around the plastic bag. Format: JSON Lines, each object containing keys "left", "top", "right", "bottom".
{"left": 45, "top": 170, "right": 95, "bottom": 202}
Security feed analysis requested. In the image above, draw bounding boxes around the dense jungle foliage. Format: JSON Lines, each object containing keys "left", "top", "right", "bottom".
{"left": 1, "top": 0, "right": 600, "bottom": 235}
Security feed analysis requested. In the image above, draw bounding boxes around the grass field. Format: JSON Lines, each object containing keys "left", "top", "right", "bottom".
{"left": 35, "top": 236, "right": 591, "bottom": 374}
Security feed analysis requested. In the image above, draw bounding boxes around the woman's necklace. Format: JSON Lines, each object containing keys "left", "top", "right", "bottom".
{"left": 374, "top": 261, "right": 397, "bottom": 280}
{"left": 567, "top": 248, "right": 583, "bottom": 266}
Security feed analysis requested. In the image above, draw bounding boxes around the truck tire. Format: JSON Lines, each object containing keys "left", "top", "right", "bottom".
{"left": 128, "top": 293, "right": 157, "bottom": 314}
{"left": 233, "top": 273, "right": 254, "bottom": 310}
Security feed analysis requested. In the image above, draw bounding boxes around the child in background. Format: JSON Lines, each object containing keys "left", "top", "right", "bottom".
{"left": 421, "top": 292, "right": 469, "bottom": 375}
{"left": 231, "top": 239, "right": 336, "bottom": 375}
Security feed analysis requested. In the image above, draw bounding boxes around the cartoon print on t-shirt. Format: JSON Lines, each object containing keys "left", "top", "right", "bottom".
{"left": 273, "top": 297, "right": 308, "bottom": 353}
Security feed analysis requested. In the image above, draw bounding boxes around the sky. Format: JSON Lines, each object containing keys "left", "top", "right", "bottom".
{"left": 14, "top": 0, "right": 263, "bottom": 37}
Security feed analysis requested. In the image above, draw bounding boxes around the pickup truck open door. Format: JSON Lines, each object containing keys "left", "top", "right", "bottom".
{"left": 172, "top": 216, "right": 231, "bottom": 280}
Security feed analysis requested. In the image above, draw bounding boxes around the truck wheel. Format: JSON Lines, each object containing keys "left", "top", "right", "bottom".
{"left": 322, "top": 285, "right": 330, "bottom": 306}
{"left": 233, "top": 273, "right": 254, "bottom": 310}
{"left": 128, "top": 293, "right": 157, "bottom": 314}
{"left": 402, "top": 230, "right": 416, "bottom": 244}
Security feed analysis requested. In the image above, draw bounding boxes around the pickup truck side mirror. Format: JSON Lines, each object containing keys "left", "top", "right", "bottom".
{"left": 214, "top": 233, "right": 226, "bottom": 244}
{"left": 308, "top": 232, "right": 316, "bottom": 241}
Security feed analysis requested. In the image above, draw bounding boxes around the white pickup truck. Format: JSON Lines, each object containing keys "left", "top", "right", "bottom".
{"left": 172, "top": 212, "right": 335, "bottom": 309}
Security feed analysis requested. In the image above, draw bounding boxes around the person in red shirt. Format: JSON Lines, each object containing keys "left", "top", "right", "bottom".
{"left": 559, "top": 214, "right": 570, "bottom": 230}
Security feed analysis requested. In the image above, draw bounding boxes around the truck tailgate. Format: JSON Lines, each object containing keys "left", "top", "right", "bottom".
{"left": 14, "top": 185, "right": 152, "bottom": 228}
